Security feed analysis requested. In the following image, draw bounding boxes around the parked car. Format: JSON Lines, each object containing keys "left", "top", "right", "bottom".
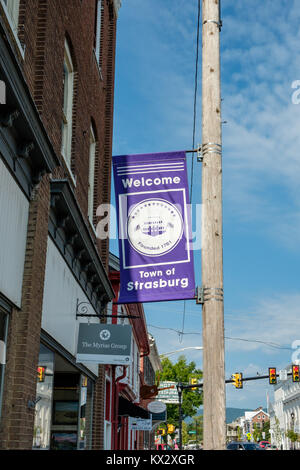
{"left": 264, "top": 444, "right": 278, "bottom": 450}
{"left": 258, "top": 440, "right": 271, "bottom": 449}
{"left": 227, "top": 441, "right": 263, "bottom": 450}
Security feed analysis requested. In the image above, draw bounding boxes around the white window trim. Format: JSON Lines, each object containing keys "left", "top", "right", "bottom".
{"left": 61, "top": 39, "right": 74, "bottom": 171}
{"left": 1, "top": 0, "right": 24, "bottom": 58}
{"left": 104, "top": 421, "right": 112, "bottom": 450}
{"left": 88, "top": 125, "right": 96, "bottom": 224}
{"left": 94, "top": 0, "right": 102, "bottom": 65}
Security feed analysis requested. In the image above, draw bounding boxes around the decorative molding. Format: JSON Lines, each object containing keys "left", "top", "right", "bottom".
{"left": 17, "top": 141, "right": 35, "bottom": 159}
{"left": 0, "top": 20, "right": 60, "bottom": 197}
{"left": 49, "top": 179, "right": 114, "bottom": 313}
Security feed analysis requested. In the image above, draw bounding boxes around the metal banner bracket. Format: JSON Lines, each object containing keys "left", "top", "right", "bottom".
{"left": 196, "top": 286, "right": 204, "bottom": 305}
{"left": 186, "top": 145, "right": 202, "bottom": 162}
{"left": 196, "top": 287, "right": 224, "bottom": 304}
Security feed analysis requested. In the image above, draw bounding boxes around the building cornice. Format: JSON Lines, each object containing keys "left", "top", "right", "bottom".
{"left": 49, "top": 179, "right": 115, "bottom": 312}
{"left": 0, "top": 20, "right": 60, "bottom": 198}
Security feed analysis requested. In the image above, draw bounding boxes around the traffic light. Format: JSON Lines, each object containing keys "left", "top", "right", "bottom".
{"left": 37, "top": 366, "right": 46, "bottom": 382}
{"left": 157, "top": 428, "right": 165, "bottom": 436}
{"left": 190, "top": 377, "right": 198, "bottom": 390}
{"left": 269, "top": 368, "right": 277, "bottom": 385}
{"left": 292, "top": 365, "right": 300, "bottom": 383}
{"left": 167, "top": 424, "right": 175, "bottom": 434}
{"left": 232, "top": 373, "right": 243, "bottom": 389}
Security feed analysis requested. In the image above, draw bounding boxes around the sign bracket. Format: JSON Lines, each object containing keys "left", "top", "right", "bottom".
{"left": 186, "top": 145, "right": 202, "bottom": 162}
{"left": 75, "top": 299, "right": 140, "bottom": 320}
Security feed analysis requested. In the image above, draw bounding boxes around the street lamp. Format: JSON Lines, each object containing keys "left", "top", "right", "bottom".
{"left": 159, "top": 346, "right": 203, "bottom": 358}
{"left": 159, "top": 346, "right": 203, "bottom": 450}
{"left": 291, "top": 412, "right": 295, "bottom": 450}
{"left": 176, "top": 382, "right": 183, "bottom": 451}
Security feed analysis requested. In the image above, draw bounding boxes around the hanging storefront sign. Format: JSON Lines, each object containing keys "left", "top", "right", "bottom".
{"left": 156, "top": 381, "right": 179, "bottom": 404}
{"left": 147, "top": 400, "right": 167, "bottom": 414}
{"left": 76, "top": 323, "right": 132, "bottom": 365}
{"left": 129, "top": 416, "right": 153, "bottom": 431}
{"left": 113, "top": 151, "right": 195, "bottom": 303}
{"left": 151, "top": 409, "right": 167, "bottom": 423}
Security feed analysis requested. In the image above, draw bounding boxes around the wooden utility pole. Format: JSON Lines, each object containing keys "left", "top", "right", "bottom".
{"left": 201, "top": 0, "right": 226, "bottom": 449}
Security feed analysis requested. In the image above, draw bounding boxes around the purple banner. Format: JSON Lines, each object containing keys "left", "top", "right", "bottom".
{"left": 113, "top": 151, "right": 195, "bottom": 303}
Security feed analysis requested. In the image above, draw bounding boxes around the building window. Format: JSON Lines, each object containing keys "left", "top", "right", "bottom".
{"left": 88, "top": 125, "right": 96, "bottom": 224}
{"left": 94, "top": 0, "right": 102, "bottom": 65}
{"left": 78, "top": 375, "right": 94, "bottom": 450}
{"left": 32, "top": 344, "right": 55, "bottom": 449}
{"left": 1, "top": 0, "right": 20, "bottom": 35}
{"left": 61, "top": 39, "right": 74, "bottom": 169}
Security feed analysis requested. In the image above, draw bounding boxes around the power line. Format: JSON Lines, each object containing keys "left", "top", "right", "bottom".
{"left": 147, "top": 324, "right": 293, "bottom": 351}
{"left": 224, "top": 336, "right": 293, "bottom": 351}
{"left": 181, "top": 0, "right": 201, "bottom": 343}
{"left": 190, "top": 0, "right": 201, "bottom": 203}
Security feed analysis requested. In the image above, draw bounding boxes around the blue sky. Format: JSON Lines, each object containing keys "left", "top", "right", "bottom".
{"left": 109, "top": 0, "right": 300, "bottom": 409}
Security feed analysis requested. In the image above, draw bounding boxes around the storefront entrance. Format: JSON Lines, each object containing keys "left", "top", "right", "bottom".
{"left": 33, "top": 343, "right": 94, "bottom": 450}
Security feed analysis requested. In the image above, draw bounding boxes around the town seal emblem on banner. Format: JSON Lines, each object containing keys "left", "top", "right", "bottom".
{"left": 127, "top": 198, "right": 183, "bottom": 257}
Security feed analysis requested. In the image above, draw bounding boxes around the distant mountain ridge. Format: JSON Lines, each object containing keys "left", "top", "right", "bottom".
{"left": 226, "top": 407, "right": 268, "bottom": 423}
{"left": 226, "top": 408, "right": 252, "bottom": 423}
{"left": 185, "top": 407, "right": 267, "bottom": 424}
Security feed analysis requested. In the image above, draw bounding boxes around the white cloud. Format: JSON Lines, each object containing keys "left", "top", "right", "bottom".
{"left": 220, "top": 4, "right": 300, "bottom": 249}
{"left": 225, "top": 292, "right": 300, "bottom": 354}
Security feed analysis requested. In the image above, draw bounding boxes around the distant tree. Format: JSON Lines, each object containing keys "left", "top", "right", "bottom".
{"left": 262, "top": 420, "right": 271, "bottom": 441}
{"left": 182, "top": 421, "right": 189, "bottom": 445}
{"left": 157, "top": 355, "right": 203, "bottom": 423}
{"left": 188, "top": 415, "right": 203, "bottom": 443}
{"left": 286, "top": 429, "right": 299, "bottom": 449}
{"left": 273, "top": 417, "right": 282, "bottom": 448}
{"left": 237, "top": 426, "right": 242, "bottom": 441}
{"left": 252, "top": 423, "right": 261, "bottom": 442}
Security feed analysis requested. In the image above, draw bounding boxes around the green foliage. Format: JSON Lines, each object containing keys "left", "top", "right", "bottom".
{"left": 262, "top": 420, "right": 271, "bottom": 441}
{"left": 182, "top": 421, "right": 189, "bottom": 445}
{"left": 252, "top": 423, "right": 260, "bottom": 443}
{"left": 286, "top": 430, "right": 299, "bottom": 443}
{"left": 157, "top": 355, "right": 203, "bottom": 423}
{"left": 252, "top": 420, "right": 271, "bottom": 442}
{"left": 187, "top": 415, "right": 203, "bottom": 444}
{"left": 273, "top": 417, "right": 282, "bottom": 447}
{"left": 237, "top": 426, "right": 242, "bottom": 441}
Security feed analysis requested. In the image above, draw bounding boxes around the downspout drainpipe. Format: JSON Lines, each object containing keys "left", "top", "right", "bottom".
{"left": 113, "top": 365, "right": 128, "bottom": 450}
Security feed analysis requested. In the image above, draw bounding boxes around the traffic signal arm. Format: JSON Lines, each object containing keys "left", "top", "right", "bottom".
{"left": 178, "top": 370, "right": 292, "bottom": 390}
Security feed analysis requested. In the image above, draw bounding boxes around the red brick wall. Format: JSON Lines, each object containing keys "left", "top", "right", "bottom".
{"left": 0, "top": 176, "right": 50, "bottom": 449}
{"left": 0, "top": 0, "right": 118, "bottom": 450}
{"left": 20, "top": 0, "right": 116, "bottom": 255}
{"left": 252, "top": 412, "right": 269, "bottom": 425}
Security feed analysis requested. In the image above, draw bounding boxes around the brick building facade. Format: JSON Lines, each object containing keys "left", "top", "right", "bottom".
{"left": 0, "top": 0, "right": 120, "bottom": 450}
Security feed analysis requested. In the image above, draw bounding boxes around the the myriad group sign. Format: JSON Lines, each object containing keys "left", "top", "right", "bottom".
{"left": 76, "top": 324, "right": 132, "bottom": 365}
{"left": 113, "top": 151, "right": 195, "bottom": 304}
